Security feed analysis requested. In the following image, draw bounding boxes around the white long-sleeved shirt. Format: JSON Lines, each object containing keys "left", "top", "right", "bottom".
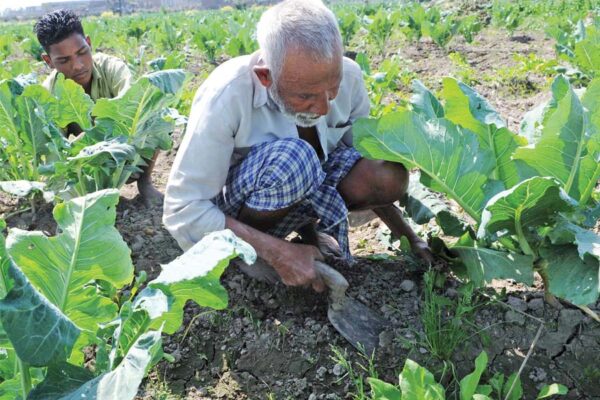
{"left": 163, "top": 51, "right": 370, "bottom": 250}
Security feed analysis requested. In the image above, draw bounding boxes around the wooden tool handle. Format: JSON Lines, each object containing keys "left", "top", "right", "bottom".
{"left": 314, "top": 261, "right": 349, "bottom": 308}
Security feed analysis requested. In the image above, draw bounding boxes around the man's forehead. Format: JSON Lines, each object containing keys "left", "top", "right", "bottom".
{"left": 279, "top": 52, "right": 342, "bottom": 83}
{"left": 47, "top": 33, "right": 88, "bottom": 57}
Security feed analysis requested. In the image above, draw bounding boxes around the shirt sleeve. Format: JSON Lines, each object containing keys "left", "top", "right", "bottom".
{"left": 106, "top": 56, "right": 132, "bottom": 97}
{"left": 342, "top": 67, "right": 370, "bottom": 147}
{"left": 163, "top": 85, "right": 238, "bottom": 251}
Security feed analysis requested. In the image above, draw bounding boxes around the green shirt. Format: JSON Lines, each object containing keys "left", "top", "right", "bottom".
{"left": 43, "top": 52, "right": 132, "bottom": 100}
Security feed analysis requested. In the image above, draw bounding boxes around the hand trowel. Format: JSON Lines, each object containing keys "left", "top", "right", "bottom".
{"left": 314, "top": 261, "right": 387, "bottom": 355}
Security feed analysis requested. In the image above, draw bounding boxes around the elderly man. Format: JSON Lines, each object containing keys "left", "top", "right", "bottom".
{"left": 164, "top": 0, "right": 432, "bottom": 292}
{"left": 35, "top": 9, "right": 163, "bottom": 205}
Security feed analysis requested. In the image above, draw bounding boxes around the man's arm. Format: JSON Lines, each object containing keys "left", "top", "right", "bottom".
{"left": 344, "top": 59, "right": 434, "bottom": 264}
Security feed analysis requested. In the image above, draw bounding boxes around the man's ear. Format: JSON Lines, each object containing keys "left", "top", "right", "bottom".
{"left": 85, "top": 35, "right": 92, "bottom": 49}
{"left": 41, "top": 53, "right": 53, "bottom": 68}
{"left": 253, "top": 66, "right": 272, "bottom": 88}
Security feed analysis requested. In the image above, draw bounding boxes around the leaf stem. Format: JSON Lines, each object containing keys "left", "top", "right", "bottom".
{"left": 514, "top": 208, "right": 533, "bottom": 256}
{"left": 18, "top": 358, "right": 31, "bottom": 398}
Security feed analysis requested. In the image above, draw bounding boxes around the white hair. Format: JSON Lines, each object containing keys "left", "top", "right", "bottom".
{"left": 256, "top": 0, "right": 343, "bottom": 81}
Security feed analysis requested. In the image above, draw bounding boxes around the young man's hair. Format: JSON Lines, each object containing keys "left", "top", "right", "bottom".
{"left": 34, "top": 9, "right": 85, "bottom": 52}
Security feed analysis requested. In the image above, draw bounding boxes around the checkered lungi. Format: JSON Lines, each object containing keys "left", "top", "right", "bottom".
{"left": 213, "top": 138, "right": 361, "bottom": 259}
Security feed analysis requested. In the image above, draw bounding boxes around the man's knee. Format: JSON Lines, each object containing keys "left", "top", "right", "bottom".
{"left": 379, "top": 161, "right": 409, "bottom": 199}
{"left": 247, "top": 138, "right": 322, "bottom": 207}
{"left": 339, "top": 160, "right": 409, "bottom": 209}
{"left": 240, "top": 139, "right": 321, "bottom": 231}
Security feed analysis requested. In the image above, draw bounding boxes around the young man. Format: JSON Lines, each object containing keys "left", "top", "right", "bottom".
{"left": 164, "top": 0, "right": 433, "bottom": 291}
{"left": 34, "top": 9, "right": 162, "bottom": 205}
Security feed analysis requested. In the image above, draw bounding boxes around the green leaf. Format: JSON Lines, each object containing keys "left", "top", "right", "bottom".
{"left": 46, "top": 138, "right": 137, "bottom": 197}
{"left": 475, "top": 385, "right": 493, "bottom": 396}
{"left": 368, "top": 377, "right": 402, "bottom": 400}
{"left": 354, "top": 111, "right": 501, "bottom": 221}
{"left": 404, "top": 176, "right": 469, "bottom": 237}
{"left": 0, "top": 81, "right": 20, "bottom": 146}
{"left": 441, "top": 78, "right": 527, "bottom": 187}
{"left": 478, "top": 177, "right": 576, "bottom": 240}
{"left": 355, "top": 53, "right": 371, "bottom": 75}
{"left": 0, "top": 181, "right": 53, "bottom": 202}
{"left": 514, "top": 76, "right": 593, "bottom": 202}
{"left": 573, "top": 25, "right": 600, "bottom": 78}
{"left": 15, "top": 91, "right": 54, "bottom": 166}
{"left": 0, "top": 264, "right": 80, "bottom": 366}
{"left": 102, "top": 287, "right": 169, "bottom": 370}
{"left": 145, "top": 69, "right": 187, "bottom": 94}
{"left": 441, "top": 77, "right": 505, "bottom": 135}
{"left": 548, "top": 219, "right": 600, "bottom": 261}
{"left": 0, "top": 347, "right": 16, "bottom": 379}
{"left": 541, "top": 245, "right": 600, "bottom": 305}
{"left": 148, "top": 229, "right": 256, "bottom": 334}
{"left": 519, "top": 103, "right": 546, "bottom": 144}
{"left": 410, "top": 80, "right": 444, "bottom": 120}
{"left": 52, "top": 74, "right": 93, "bottom": 130}
{"left": 489, "top": 372, "right": 505, "bottom": 397}
{"left": 540, "top": 245, "right": 600, "bottom": 305}
{"left": 27, "top": 361, "right": 94, "bottom": 399}
{"left": 0, "top": 217, "right": 13, "bottom": 309}
{"left": 67, "top": 139, "right": 137, "bottom": 165}
{"left": 29, "top": 330, "right": 162, "bottom": 400}
{"left": 6, "top": 189, "right": 134, "bottom": 333}
{"left": 398, "top": 359, "right": 445, "bottom": 400}
{"left": 451, "top": 243, "right": 534, "bottom": 286}
{"left": 536, "top": 383, "right": 568, "bottom": 399}
{"left": 460, "top": 351, "right": 488, "bottom": 400}
{"left": 0, "top": 377, "right": 23, "bottom": 400}
{"left": 91, "top": 70, "right": 185, "bottom": 156}
{"left": 503, "top": 373, "right": 523, "bottom": 400}
{"left": 19, "top": 84, "right": 58, "bottom": 122}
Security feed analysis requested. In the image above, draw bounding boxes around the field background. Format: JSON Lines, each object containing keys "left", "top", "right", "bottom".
{"left": 1, "top": 1, "right": 600, "bottom": 399}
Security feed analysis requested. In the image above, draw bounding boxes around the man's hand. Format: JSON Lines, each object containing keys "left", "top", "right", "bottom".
{"left": 408, "top": 236, "right": 434, "bottom": 266}
{"left": 225, "top": 216, "right": 326, "bottom": 292}
{"left": 374, "top": 205, "right": 435, "bottom": 266}
{"left": 269, "top": 241, "right": 326, "bottom": 292}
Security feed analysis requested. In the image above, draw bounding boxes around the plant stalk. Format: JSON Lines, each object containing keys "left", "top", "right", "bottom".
{"left": 18, "top": 358, "right": 31, "bottom": 398}
{"left": 535, "top": 261, "right": 562, "bottom": 309}
{"left": 514, "top": 209, "right": 534, "bottom": 256}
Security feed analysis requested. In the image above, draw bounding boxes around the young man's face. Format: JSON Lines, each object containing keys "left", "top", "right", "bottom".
{"left": 42, "top": 33, "right": 93, "bottom": 88}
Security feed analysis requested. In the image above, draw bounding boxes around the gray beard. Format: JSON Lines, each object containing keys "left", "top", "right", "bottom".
{"left": 268, "top": 84, "right": 322, "bottom": 128}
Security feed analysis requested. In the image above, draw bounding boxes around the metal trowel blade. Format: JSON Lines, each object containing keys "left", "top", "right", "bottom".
{"left": 327, "top": 298, "right": 387, "bottom": 355}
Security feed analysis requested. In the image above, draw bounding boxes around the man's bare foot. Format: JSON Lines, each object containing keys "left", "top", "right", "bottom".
{"left": 137, "top": 179, "right": 164, "bottom": 207}
{"left": 315, "top": 232, "right": 343, "bottom": 258}
{"left": 297, "top": 224, "right": 343, "bottom": 259}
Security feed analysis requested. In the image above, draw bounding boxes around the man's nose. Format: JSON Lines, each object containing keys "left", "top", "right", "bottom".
{"left": 311, "top": 93, "right": 331, "bottom": 116}
{"left": 73, "top": 57, "right": 85, "bottom": 71}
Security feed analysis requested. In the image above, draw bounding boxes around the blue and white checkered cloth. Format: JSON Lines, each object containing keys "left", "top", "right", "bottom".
{"left": 214, "top": 138, "right": 361, "bottom": 259}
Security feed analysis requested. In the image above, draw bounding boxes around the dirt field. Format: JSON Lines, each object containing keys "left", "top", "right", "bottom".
{"left": 2, "top": 26, "right": 599, "bottom": 400}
